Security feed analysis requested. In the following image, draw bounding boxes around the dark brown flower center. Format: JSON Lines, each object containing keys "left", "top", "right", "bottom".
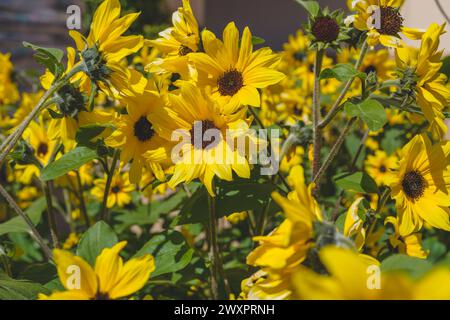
{"left": 364, "top": 65, "right": 377, "bottom": 74}
{"left": 111, "top": 185, "right": 120, "bottom": 194}
{"left": 377, "top": 6, "right": 404, "bottom": 36}
{"left": 312, "top": 17, "right": 340, "bottom": 43}
{"left": 190, "top": 120, "right": 221, "bottom": 150}
{"left": 134, "top": 116, "right": 155, "bottom": 142}
{"left": 178, "top": 45, "right": 193, "bottom": 56}
{"left": 217, "top": 69, "right": 244, "bottom": 96}
{"left": 402, "top": 170, "right": 426, "bottom": 200}
{"left": 93, "top": 292, "right": 110, "bottom": 300}
{"left": 379, "top": 165, "right": 387, "bottom": 173}
{"left": 37, "top": 143, "right": 48, "bottom": 157}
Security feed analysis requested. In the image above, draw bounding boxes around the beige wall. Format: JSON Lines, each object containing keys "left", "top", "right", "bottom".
{"left": 402, "top": 0, "right": 450, "bottom": 53}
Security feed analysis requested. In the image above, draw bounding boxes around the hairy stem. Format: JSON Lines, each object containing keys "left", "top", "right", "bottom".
{"left": 0, "top": 64, "right": 84, "bottom": 166}
{"left": 312, "top": 49, "right": 325, "bottom": 180}
{"left": 42, "top": 181, "right": 60, "bottom": 248}
{"left": 313, "top": 117, "right": 357, "bottom": 186}
{"left": 319, "top": 41, "right": 368, "bottom": 129}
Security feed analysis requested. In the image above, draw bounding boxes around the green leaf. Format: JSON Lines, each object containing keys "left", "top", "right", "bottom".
{"left": 423, "top": 237, "right": 446, "bottom": 263}
{"left": 0, "top": 271, "right": 50, "bottom": 300}
{"left": 381, "top": 254, "right": 433, "bottom": 279}
{"left": 171, "top": 180, "right": 276, "bottom": 226}
{"left": 320, "top": 64, "right": 366, "bottom": 82}
{"left": 114, "top": 191, "right": 187, "bottom": 233}
{"left": 134, "top": 231, "right": 194, "bottom": 278}
{"left": 295, "top": 0, "right": 320, "bottom": 16}
{"left": 345, "top": 100, "right": 387, "bottom": 131}
{"left": 251, "top": 36, "right": 266, "bottom": 45}
{"left": 76, "top": 221, "right": 118, "bottom": 266}
{"left": 334, "top": 171, "right": 378, "bottom": 194}
{"left": 0, "top": 198, "right": 46, "bottom": 236}
{"left": 76, "top": 124, "right": 113, "bottom": 145}
{"left": 23, "top": 41, "right": 64, "bottom": 78}
{"left": 18, "top": 263, "right": 57, "bottom": 285}
{"left": 381, "top": 128, "right": 403, "bottom": 155}
{"left": 40, "top": 146, "right": 98, "bottom": 181}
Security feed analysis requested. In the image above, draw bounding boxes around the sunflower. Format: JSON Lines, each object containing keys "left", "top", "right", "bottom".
{"left": 9, "top": 92, "right": 44, "bottom": 128}
{"left": 189, "top": 22, "right": 285, "bottom": 114}
{"left": 359, "top": 49, "right": 395, "bottom": 81}
{"left": 292, "top": 246, "right": 450, "bottom": 299}
{"left": 282, "top": 30, "right": 310, "bottom": 67}
{"left": 146, "top": 0, "right": 199, "bottom": 78}
{"left": 384, "top": 216, "right": 428, "bottom": 259}
{"left": 245, "top": 166, "right": 323, "bottom": 299}
{"left": 0, "top": 52, "right": 19, "bottom": 105}
{"left": 350, "top": 0, "right": 423, "bottom": 48}
{"left": 150, "top": 82, "right": 252, "bottom": 196}
{"left": 16, "top": 120, "right": 58, "bottom": 184}
{"left": 91, "top": 172, "right": 135, "bottom": 208}
{"left": 69, "top": 0, "right": 146, "bottom": 97}
{"left": 365, "top": 150, "right": 398, "bottom": 186}
{"left": 105, "top": 82, "right": 168, "bottom": 184}
{"left": 39, "top": 241, "right": 154, "bottom": 300}
{"left": 389, "top": 134, "right": 450, "bottom": 236}
{"left": 396, "top": 23, "right": 450, "bottom": 138}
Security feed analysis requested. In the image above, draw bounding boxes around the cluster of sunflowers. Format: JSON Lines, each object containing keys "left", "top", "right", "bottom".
{"left": 0, "top": 0, "right": 449, "bottom": 300}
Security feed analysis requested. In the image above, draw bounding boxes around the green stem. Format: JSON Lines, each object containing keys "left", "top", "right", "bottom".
{"left": 75, "top": 170, "right": 90, "bottom": 228}
{"left": 312, "top": 49, "right": 325, "bottom": 180}
{"left": 42, "top": 181, "right": 60, "bottom": 248}
{"left": 207, "top": 193, "right": 220, "bottom": 299}
{"left": 248, "top": 107, "right": 291, "bottom": 192}
{"left": 313, "top": 117, "right": 357, "bottom": 186}
{"left": 99, "top": 149, "right": 120, "bottom": 221}
{"left": 0, "top": 64, "right": 84, "bottom": 166}
{"left": 0, "top": 184, "right": 53, "bottom": 261}
{"left": 319, "top": 41, "right": 369, "bottom": 129}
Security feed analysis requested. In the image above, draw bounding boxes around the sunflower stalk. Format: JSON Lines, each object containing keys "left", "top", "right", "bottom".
{"left": 75, "top": 170, "right": 90, "bottom": 228}
{"left": 99, "top": 149, "right": 120, "bottom": 221}
{"left": 0, "top": 64, "right": 84, "bottom": 166}
{"left": 313, "top": 117, "right": 357, "bottom": 187}
{"left": 42, "top": 181, "right": 60, "bottom": 248}
{"left": 319, "top": 40, "right": 369, "bottom": 129}
{"left": 0, "top": 184, "right": 53, "bottom": 261}
{"left": 207, "top": 193, "right": 220, "bottom": 299}
{"left": 312, "top": 49, "right": 325, "bottom": 180}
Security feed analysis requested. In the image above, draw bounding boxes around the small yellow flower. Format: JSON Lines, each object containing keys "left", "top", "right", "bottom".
{"left": 384, "top": 216, "right": 428, "bottom": 259}
{"left": 91, "top": 172, "right": 135, "bottom": 208}
{"left": 39, "top": 241, "right": 155, "bottom": 300}
{"left": 365, "top": 150, "right": 398, "bottom": 186}
{"left": 62, "top": 232, "right": 80, "bottom": 250}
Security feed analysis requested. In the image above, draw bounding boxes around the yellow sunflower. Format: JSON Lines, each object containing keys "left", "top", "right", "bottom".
{"left": 189, "top": 22, "right": 285, "bottom": 114}
{"left": 350, "top": 0, "right": 423, "bottom": 47}
{"left": 151, "top": 82, "right": 252, "bottom": 196}
{"left": 292, "top": 246, "right": 450, "bottom": 300}
{"left": 396, "top": 23, "right": 450, "bottom": 138}
{"left": 384, "top": 216, "right": 428, "bottom": 259}
{"left": 0, "top": 52, "right": 19, "bottom": 105}
{"left": 244, "top": 166, "right": 323, "bottom": 299}
{"left": 389, "top": 134, "right": 450, "bottom": 236}
{"left": 16, "top": 120, "right": 58, "bottom": 184}
{"left": 39, "top": 241, "right": 154, "bottom": 300}
{"left": 105, "top": 82, "right": 168, "bottom": 184}
{"left": 146, "top": 0, "right": 199, "bottom": 78}
{"left": 91, "top": 172, "right": 135, "bottom": 208}
{"left": 365, "top": 150, "right": 398, "bottom": 186}
{"left": 69, "top": 0, "right": 146, "bottom": 97}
